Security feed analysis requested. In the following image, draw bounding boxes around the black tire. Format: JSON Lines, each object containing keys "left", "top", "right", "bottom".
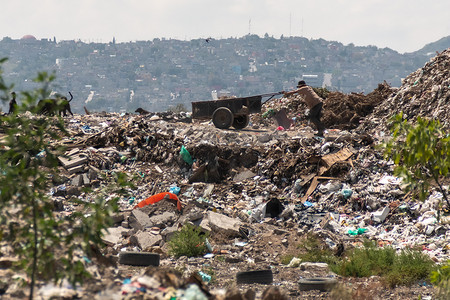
{"left": 298, "top": 277, "right": 337, "bottom": 291}
{"left": 233, "top": 114, "right": 250, "bottom": 129}
{"left": 212, "top": 107, "right": 234, "bottom": 129}
{"left": 118, "top": 252, "right": 160, "bottom": 266}
{"left": 236, "top": 269, "right": 273, "bottom": 284}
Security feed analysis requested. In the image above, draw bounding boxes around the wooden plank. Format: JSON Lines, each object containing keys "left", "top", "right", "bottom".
{"left": 301, "top": 177, "right": 319, "bottom": 203}
{"left": 300, "top": 176, "right": 341, "bottom": 203}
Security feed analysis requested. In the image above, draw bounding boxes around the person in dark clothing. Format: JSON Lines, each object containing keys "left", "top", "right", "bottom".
{"left": 8, "top": 92, "right": 17, "bottom": 115}
{"left": 283, "top": 80, "right": 325, "bottom": 136}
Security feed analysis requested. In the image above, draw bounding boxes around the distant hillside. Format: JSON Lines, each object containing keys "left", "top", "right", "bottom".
{"left": 1, "top": 35, "right": 449, "bottom": 114}
{"left": 414, "top": 36, "right": 450, "bottom": 55}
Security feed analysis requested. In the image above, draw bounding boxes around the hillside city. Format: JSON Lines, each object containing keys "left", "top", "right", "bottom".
{"left": 0, "top": 34, "right": 449, "bottom": 114}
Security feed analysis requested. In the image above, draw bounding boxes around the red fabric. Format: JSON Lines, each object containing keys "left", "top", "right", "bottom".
{"left": 134, "top": 192, "right": 181, "bottom": 210}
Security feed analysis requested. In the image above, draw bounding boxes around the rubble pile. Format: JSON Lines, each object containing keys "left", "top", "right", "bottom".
{"left": 321, "top": 81, "right": 394, "bottom": 130}
{"left": 1, "top": 50, "right": 450, "bottom": 299}
{"left": 259, "top": 82, "right": 393, "bottom": 131}
{"left": 360, "top": 48, "right": 450, "bottom": 133}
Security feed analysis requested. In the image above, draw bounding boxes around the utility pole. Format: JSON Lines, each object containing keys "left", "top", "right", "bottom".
{"left": 249, "top": 18, "right": 251, "bottom": 35}
{"left": 301, "top": 17, "right": 304, "bottom": 37}
{"left": 289, "top": 13, "right": 292, "bottom": 37}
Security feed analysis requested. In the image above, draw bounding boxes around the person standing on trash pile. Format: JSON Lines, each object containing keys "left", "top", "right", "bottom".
{"left": 282, "top": 80, "right": 325, "bottom": 136}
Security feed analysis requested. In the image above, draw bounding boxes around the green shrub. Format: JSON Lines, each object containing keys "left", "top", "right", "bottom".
{"left": 287, "top": 235, "right": 435, "bottom": 287}
{"left": 381, "top": 113, "right": 450, "bottom": 207}
{"left": 386, "top": 249, "right": 436, "bottom": 287}
{"left": 168, "top": 223, "right": 208, "bottom": 258}
{"left": 280, "top": 254, "right": 295, "bottom": 265}
{"left": 335, "top": 245, "right": 435, "bottom": 287}
{"left": 335, "top": 243, "right": 396, "bottom": 278}
{"left": 0, "top": 59, "right": 131, "bottom": 299}
{"left": 430, "top": 260, "right": 450, "bottom": 299}
{"left": 295, "top": 234, "right": 340, "bottom": 266}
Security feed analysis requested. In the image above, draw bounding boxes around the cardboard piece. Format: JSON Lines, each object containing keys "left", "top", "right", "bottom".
{"left": 319, "top": 148, "right": 353, "bottom": 175}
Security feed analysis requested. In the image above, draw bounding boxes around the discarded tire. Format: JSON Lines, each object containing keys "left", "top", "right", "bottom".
{"left": 236, "top": 269, "right": 273, "bottom": 284}
{"left": 298, "top": 277, "right": 337, "bottom": 291}
{"left": 118, "top": 252, "right": 160, "bottom": 266}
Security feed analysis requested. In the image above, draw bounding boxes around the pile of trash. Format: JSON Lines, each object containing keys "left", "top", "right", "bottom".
{"left": 1, "top": 49, "right": 450, "bottom": 299}
{"left": 259, "top": 81, "right": 394, "bottom": 131}
{"left": 360, "top": 48, "right": 450, "bottom": 133}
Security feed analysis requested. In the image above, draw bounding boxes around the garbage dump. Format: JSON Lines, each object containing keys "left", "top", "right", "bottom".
{"left": 1, "top": 49, "right": 450, "bottom": 299}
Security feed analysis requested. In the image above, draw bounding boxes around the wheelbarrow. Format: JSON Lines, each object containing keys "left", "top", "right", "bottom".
{"left": 191, "top": 92, "right": 282, "bottom": 129}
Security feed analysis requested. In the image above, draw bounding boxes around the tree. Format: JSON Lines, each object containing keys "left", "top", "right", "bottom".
{"left": 382, "top": 113, "right": 450, "bottom": 207}
{"left": 0, "top": 58, "right": 130, "bottom": 299}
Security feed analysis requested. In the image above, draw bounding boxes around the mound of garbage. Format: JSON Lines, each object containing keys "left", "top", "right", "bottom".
{"left": 260, "top": 82, "right": 394, "bottom": 131}
{"left": 1, "top": 49, "right": 450, "bottom": 299}
{"left": 360, "top": 48, "right": 450, "bottom": 133}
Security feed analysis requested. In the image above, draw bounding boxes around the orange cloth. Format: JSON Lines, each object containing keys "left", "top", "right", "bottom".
{"left": 134, "top": 192, "right": 182, "bottom": 210}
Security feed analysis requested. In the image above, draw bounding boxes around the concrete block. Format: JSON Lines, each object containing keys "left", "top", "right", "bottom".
{"left": 205, "top": 211, "right": 242, "bottom": 237}
{"left": 102, "top": 226, "right": 126, "bottom": 245}
{"left": 160, "top": 226, "right": 178, "bottom": 242}
{"left": 111, "top": 213, "right": 125, "bottom": 224}
{"left": 130, "top": 231, "right": 163, "bottom": 250}
{"left": 82, "top": 173, "right": 90, "bottom": 186}
{"left": 300, "top": 262, "right": 329, "bottom": 271}
{"left": 148, "top": 212, "right": 176, "bottom": 228}
{"left": 67, "top": 165, "right": 84, "bottom": 174}
{"left": 128, "top": 209, "right": 153, "bottom": 230}
{"left": 71, "top": 175, "right": 83, "bottom": 187}
{"left": 58, "top": 154, "right": 88, "bottom": 169}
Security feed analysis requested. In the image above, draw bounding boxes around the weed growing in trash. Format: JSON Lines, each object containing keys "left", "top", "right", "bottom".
{"left": 381, "top": 112, "right": 450, "bottom": 207}
{"left": 280, "top": 254, "right": 295, "bottom": 265}
{"left": 215, "top": 255, "right": 226, "bottom": 262}
{"left": 283, "top": 234, "right": 340, "bottom": 266}
{"left": 0, "top": 61, "right": 129, "bottom": 299}
{"left": 430, "top": 260, "right": 450, "bottom": 299}
{"left": 334, "top": 241, "right": 436, "bottom": 287}
{"left": 168, "top": 223, "right": 209, "bottom": 258}
{"left": 285, "top": 235, "right": 435, "bottom": 288}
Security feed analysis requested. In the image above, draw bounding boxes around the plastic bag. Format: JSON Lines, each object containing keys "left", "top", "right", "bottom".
{"left": 180, "top": 145, "right": 193, "bottom": 165}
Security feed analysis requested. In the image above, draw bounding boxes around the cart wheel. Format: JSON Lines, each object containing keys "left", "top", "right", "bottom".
{"left": 212, "top": 107, "right": 234, "bottom": 129}
{"left": 233, "top": 115, "right": 250, "bottom": 130}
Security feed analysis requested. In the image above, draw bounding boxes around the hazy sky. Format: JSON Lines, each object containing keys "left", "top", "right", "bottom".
{"left": 1, "top": 0, "right": 449, "bottom": 53}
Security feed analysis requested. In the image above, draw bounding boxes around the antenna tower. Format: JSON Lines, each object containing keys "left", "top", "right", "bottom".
{"left": 289, "top": 13, "right": 292, "bottom": 37}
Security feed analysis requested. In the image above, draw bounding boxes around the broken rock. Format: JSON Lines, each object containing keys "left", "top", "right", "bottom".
{"left": 130, "top": 231, "right": 163, "bottom": 250}
{"left": 102, "top": 226, "right": 127, "bottom": 246}
{"left": 202, "top": 211, "right": 242, "bottom": 237}
{"left": 129, "top": 209, "right": 153, "bottom": 230}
